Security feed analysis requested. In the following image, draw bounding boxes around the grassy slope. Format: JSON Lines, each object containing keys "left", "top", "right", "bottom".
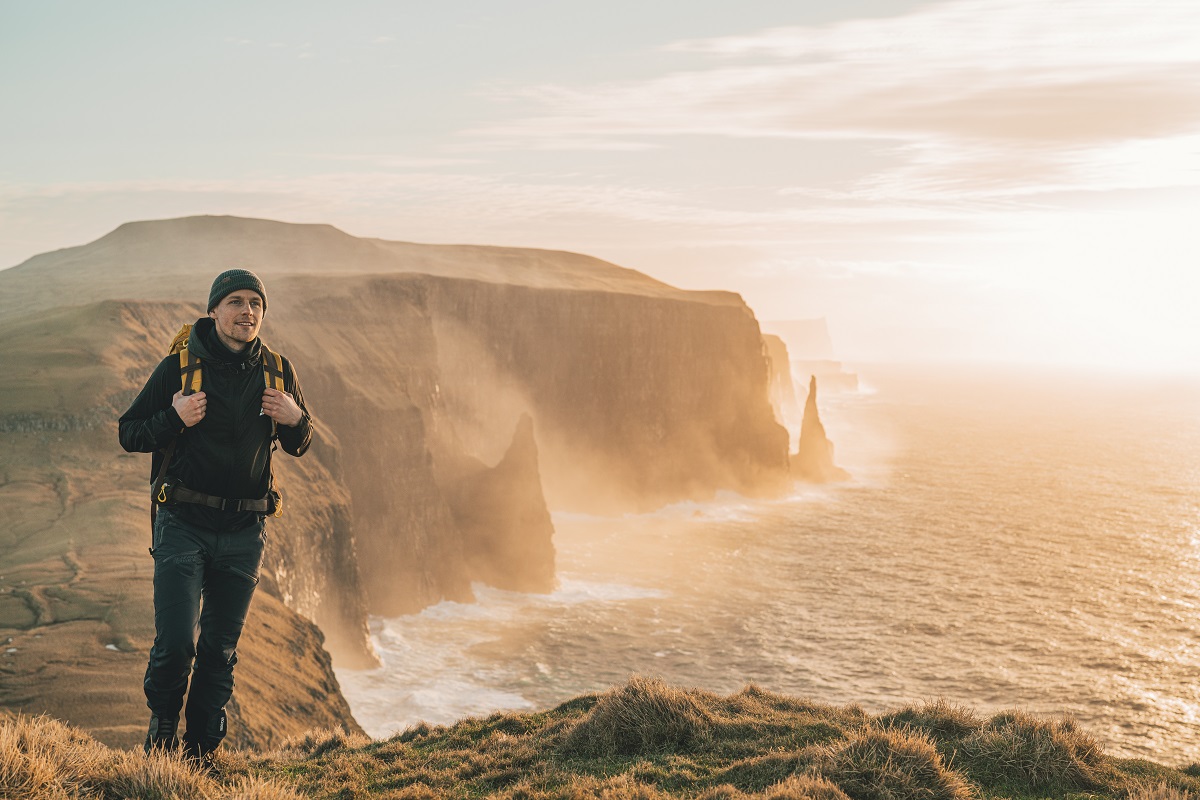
{"left": 4, "top": 678, "right": 1198, "bottom": 800}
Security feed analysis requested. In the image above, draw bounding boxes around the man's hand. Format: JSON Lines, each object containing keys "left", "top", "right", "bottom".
{"left": 262, "top": 387, "right": 304, "bottom": 427}
{"left": 172, "top": 390, "right": 207, "bottom": 427}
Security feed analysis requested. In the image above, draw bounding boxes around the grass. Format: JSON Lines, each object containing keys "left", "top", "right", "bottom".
{"left": 3, "top": 678, "right": 1199, "bottom": 799}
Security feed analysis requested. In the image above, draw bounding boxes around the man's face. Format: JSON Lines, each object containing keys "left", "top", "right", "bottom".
{"left": 209, "top": 289, "right": 264, "bottom": 352}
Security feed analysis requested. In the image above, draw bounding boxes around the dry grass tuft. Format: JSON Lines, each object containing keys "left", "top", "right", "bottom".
{"left": 593, "top": 774, "right": 674, "bottom": 799}
{"left": 0, "top": 719, "right": 71, "bottom": 800}
{"left": 276, "top": 726, "right": 372, "bottom": 759}
{"left": 877, "top": 699, "right": 982, "bottom": 741}
{"left": 220, "top": 774, "right": 308, "bottom": 799}
{"left": 693, "top": 775, "right": 853, "bottom": 800}
{"left": 385, "top": 783, "right": 443, "bottom": 800}
{"left": 759, "top": 775, "right": 853, "bottom": 800}
{"left": 959, "top": 709, "right": 1102, "bottom": 792}
{"left": 718, "top": 750, "right": 823, "bottom": 792}
{"left": 99, "top": 749, "right": 215, "bottom": 800}
{"left": 560, "top": 676, "right": 716, "bottom": 757}
{"left": 0, "top": 713, "right": 215, "bottom": 799}
{"left": 819, "top": 727, "right": 974, "bottom": 800}
{"left": 1127, "top": 784, "right": 1195, "bottom": 800}
{"left": 490, "top": 772, "right": 673, "bottom": 800}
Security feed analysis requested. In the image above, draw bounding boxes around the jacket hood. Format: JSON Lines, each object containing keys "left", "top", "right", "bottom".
{"left": 188, "top": 317, "right": 261, "bottom": 365}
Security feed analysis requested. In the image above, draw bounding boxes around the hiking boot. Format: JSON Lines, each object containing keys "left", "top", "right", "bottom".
{"left": 183, "top": 745, "right": 222, "bottom": 779}
{"left": 182, "top": 707, "right": 226, "bottom": 779}
{"left": 143, "top": 713, "right": 180, "bottom": 754}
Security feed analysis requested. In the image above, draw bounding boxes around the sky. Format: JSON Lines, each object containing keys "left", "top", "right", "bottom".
{"left": 2, "top": 0, "right": 1198, "bottom": 370}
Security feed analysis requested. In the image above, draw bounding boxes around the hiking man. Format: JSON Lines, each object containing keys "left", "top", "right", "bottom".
{"left": 118, "top": 269, "right": 312, "bottom": 769}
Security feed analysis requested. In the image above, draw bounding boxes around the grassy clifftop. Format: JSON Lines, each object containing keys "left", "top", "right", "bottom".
{"left": 4, "top": 677, "right": 1197, "bottom": 800}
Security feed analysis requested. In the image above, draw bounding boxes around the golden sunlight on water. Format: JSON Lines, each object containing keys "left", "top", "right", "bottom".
{"left": 338, "top": 365, "right": 1200, "bottom": 764}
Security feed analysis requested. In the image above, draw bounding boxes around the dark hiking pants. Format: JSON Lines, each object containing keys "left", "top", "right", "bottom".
{"left": 144, "top": 506, "right": 265, "bottom": 752}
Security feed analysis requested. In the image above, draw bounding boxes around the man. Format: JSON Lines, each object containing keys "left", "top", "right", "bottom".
{"left": 118, "top": 268, "right": 312, "bottom": 769}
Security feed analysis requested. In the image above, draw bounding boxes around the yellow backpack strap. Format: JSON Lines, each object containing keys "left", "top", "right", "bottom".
{"left": 262, "top": 344, "right": 284, "bottom": 438}
{"left": 179, "top": 348, "right": 203, "bottom": 395}
{"left": 262, "top": 345, "right": 285, "bottom": 391}
{"left": 261, "top": 344, "right": 285, "bottom": 516}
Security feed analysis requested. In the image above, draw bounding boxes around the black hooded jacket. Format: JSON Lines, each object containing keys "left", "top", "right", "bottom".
{"left": 118, "top": 317, "right": 313, "bottom": 530}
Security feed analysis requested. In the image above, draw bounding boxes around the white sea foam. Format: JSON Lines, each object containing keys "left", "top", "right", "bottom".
{"left": 337, "top": 577, "right": 669, "bottom": 738}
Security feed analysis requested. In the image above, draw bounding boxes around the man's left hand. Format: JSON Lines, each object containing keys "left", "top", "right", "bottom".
{"left": 262, "top": 388, "right": 304, "bottom": 427}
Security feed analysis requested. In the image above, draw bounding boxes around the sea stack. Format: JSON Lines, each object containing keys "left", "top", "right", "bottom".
{"left": 447, "top": 413, "right": 557, "bottom": 593}
{"left": 791, "top": 376, "right": 851, "bottom": 483}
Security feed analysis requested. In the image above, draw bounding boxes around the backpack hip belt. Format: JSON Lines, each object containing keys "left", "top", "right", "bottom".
{"left": 156, "top": 481, "right": 281, "bottom": 515}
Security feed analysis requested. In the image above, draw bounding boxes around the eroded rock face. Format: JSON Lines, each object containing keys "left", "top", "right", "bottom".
{"left": 763, "top": 334, "right": 798, "bottom": 428}
{"left": 792, "top": 376, "right": 851, "bottom": 484}
{"left": 266, "top": 277, "right": 475, "bottom": 619}
{"left": 422, "top": 277, "right": 791, "bottom": 511}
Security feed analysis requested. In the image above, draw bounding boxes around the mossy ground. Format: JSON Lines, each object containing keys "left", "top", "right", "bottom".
{"left": 4, "top": 678, "right": 1198, "bottom": 799}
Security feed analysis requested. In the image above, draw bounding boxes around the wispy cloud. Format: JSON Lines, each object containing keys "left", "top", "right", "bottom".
{"left": 291, "top": 153, "right": 487, "bottom": 168}
{"left": 465, "top": 0, "right": 1200, "bottom": 198}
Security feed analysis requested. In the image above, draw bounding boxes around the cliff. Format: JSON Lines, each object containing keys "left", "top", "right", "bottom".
{"left": 422, "top": 276, "right": 790, "bottom": 510}
{"left": 791, "top": 376, "right": 851, "bottom": 483}
{"left": 0, "top": 216, "right": 791, "bottom": 749}
{"left": 762, "top": 334, "right": 798, "bottom": 428}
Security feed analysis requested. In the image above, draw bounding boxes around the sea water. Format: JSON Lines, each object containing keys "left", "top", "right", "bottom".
{"left": 336, "top": 365, "right": 1200, "bottom": 764}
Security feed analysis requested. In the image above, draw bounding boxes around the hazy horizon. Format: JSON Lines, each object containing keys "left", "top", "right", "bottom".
{"left": 3, "top": 0, "right": 1198, "bottom": 371}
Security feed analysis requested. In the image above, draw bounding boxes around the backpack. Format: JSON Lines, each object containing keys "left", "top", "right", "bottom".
{"left": 148, "top": 324, "right": 286, "bottom": 548}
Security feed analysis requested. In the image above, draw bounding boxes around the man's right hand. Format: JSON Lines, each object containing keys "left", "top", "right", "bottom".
{"left": 172, "top": 390, "right": 207, "bottom": 427}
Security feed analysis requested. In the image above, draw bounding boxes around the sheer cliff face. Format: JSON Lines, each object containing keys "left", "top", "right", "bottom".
{"left": 424, "top": 278, "right": 791, "bottom": 511}
{"left": 265, "top": 276, "right": 477, "bottom": 617}
{"left": 763, "top": 334, "right": 799, "bottom": 429}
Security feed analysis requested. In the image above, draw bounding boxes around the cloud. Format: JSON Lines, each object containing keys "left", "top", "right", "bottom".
{"left": 291, "top": 153, "right": 487, "bottom": 168}
{"left": 464, "top": 0, "right": 1200, "bottom": 197}
{"left": 665, "top": 0, "right": 1198, "bottom": 70}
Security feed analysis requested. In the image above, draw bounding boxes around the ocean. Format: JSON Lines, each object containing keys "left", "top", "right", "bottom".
{"left": 335, "top": 365, "right": 1200, "bottom": 765}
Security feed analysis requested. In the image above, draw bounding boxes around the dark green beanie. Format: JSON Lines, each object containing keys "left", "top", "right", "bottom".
{"left": 208, "top": 269, "right": 267, "bottom": 313}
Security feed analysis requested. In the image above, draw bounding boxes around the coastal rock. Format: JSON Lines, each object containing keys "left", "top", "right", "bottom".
{"left": 792, "top": 376, "right": 851, "bottom": 483}
{"left": 445, "top": 414, "right": 556, "bottom": 593}
{"left": 762, "top": 334, "right": 798, "bottom": 427}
